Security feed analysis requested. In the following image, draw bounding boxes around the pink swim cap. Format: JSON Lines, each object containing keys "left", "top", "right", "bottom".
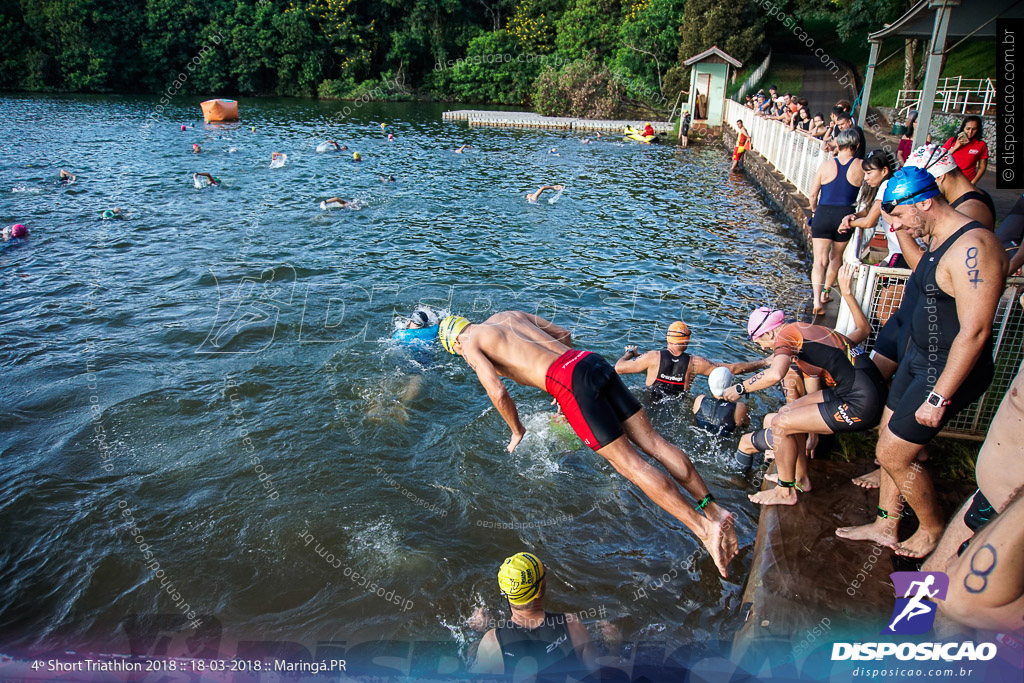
{"left": 747, "top": 307, "right": 785, "bottom": 339}
{"left": 181, "top": 125, "right": 186, "bottom": 130}
{"left": 11, "top": 224, "right": 27, "bottom": 238}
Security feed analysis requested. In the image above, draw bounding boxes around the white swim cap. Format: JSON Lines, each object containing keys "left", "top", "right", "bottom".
{"left": 708, "top": 367, "right": 735, "bottom": 399}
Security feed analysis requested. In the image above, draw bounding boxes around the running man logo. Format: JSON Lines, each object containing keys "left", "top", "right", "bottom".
{"left": 882, "top": 571, "right": 949, "bottom": 635}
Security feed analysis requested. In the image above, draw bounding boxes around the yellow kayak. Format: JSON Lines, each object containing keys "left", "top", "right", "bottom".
{"left": 624, "top": 126, "right": 656, "bottom": 143}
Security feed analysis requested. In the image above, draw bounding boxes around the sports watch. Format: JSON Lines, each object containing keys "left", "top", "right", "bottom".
{"left": 925, "top": 391, "right": 950, "bottom": 408}
{"left": 734, "top": 383, "right": 746, "bottom": 396}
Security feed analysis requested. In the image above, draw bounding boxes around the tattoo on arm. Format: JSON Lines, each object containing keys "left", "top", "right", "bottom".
{"left": 963, "top": 543, "right": 997, "bottom": 594}
{"left": 965, "top": 246, "right": 983, "bottom": 289}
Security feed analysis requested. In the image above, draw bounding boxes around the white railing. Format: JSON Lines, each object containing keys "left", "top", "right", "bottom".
{"left": 896, "top": 77, "right": 995, "bottom": 116}
{"left": 725, "top": 99, "right": 825, "bottom": 199}
{"left": 735, "top": 52, "right": 771, "bottom": 103}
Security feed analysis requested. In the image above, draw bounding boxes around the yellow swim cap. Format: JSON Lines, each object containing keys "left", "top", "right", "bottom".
{"left": 353, "top": 152, "right": 361, "bottom": 160}
{"left": 667, "top": 321, "right": 691, "bottom": 343}
{"left": 497, "top": 552, "right": 545, "bottom": 605}
{"left": 439, "top": 315, "right": 470, "bottom": 354}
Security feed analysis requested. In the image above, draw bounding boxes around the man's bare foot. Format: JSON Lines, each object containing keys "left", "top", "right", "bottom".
{"left": 749, "top": 486, "right": 799, "bottom": 506}
{"left": 764, "top": 472, "right": 812, "bottom": 492}
{"left": 852, "top": 468, "right": 881, "bottom": 489}
{"left": 700, "top": 506, "right": 739, "bottom": 579}
{"left": 835, "top": 520, "right": 898, "bottom": 547}
{"left": 895, "top": 527, "right": 942, "bottom": 558}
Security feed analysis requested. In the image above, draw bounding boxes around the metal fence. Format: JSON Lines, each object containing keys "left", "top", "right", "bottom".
{"left": 735, "top": 52, "right": 771, "bottom": 103}
{"left": 838, "top": 267, "right": 1024, "bottom": 440}
{"left": 725, "top": 99, "right": 823, "bottom": 199}
{"left": 896, "top": 77, "right": 996, "bottom": 117}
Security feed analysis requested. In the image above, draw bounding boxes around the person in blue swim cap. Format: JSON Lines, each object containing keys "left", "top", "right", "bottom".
{"left": 836, "top": 163, "right": 1007, "bottom": 559}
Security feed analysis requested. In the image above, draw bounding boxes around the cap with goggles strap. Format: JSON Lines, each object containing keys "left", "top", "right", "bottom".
{"left": 880, "top": 166, "right": 940, "bottom": 214}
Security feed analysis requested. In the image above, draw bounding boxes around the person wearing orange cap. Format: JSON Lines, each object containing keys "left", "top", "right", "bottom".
{"left": 614, "top": 321, "right": 767, "bottom": 399}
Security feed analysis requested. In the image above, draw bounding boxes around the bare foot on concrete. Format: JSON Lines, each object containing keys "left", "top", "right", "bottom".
{"left": 895, "top": 527, "right": 942, "bottom": 559}
{"left": 765, "top": 472, "right": 812, "bottom": 492}
{"left": 749, "top": 486, "right": 799, "bottom": 506}
{"left": 852, "top": 467, "right": 881, "bottom": 489}
{"left": 835, "top": 520, "right": 898, "bottom": 547}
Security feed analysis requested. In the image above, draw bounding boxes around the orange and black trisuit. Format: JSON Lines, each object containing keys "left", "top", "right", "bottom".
{"left": 773, "top": 322, "right": 887, "bottom": 432}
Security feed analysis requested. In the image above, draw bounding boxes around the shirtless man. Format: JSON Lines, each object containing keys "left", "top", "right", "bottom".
{"left": 835, "top": 167, "right": 1006, "bottom": 558}
{"left": 614, "top": 321, "right": 767, "bottom": 398}
{"left": 527, "top": 185, "right": 563, "bottom": 203}
{"left": 437, "top": 311, "right": 738, "bottom": 578}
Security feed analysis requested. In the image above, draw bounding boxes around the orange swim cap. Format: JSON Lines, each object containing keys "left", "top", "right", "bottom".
{"left": 667, "top": 321, "right": 691, "bottom": 344}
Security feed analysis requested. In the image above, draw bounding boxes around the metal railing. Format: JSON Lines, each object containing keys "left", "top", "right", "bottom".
{"left": 837, "top": 267, "right": 1024, "bottom": 440}
{"left": 896, "top": 77, "right": 996, "bottom": 117}
{"left": 735, "top": 52, "right": 772, "bottom": 103}
{"left": 725, "top": 99, "right": 824, "bottom": 199}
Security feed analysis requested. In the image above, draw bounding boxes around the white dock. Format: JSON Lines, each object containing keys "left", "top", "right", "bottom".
{"left": 441, "top": 110, "right": 672, "bottom": 134}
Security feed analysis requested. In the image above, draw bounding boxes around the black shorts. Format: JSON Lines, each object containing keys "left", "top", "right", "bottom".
{"left": 872, "top": 309, "right": 903, "bottom": 362}
{"left": 545, "top": 350, "right": 643, "bottom": 450}
{"left": 811, "top": 205, "right": 855, "bottom": 243}
{"left": 886, "top": 342, "right": 995, "bottom": 445}
{"left": 817, "top": 362, "right": 888, "bottom": 432}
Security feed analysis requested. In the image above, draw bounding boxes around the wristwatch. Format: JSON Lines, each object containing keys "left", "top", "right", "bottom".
{"left": 925, "top": 391, "right": 950, "bottom": 408}
{"left": 734, "top": 383, "right": 746, "bottom": 396}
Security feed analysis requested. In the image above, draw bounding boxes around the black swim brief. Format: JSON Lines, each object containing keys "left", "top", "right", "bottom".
{"left": 886, "top": 343, "right": 994, "bottom": 445}
{"left": 545, "top": 350, "right": 642, "bottom": 450}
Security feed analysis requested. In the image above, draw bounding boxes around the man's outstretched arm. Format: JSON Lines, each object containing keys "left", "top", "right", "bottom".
{"left": 463, "top": 347, "right": 526, "bottom": 452}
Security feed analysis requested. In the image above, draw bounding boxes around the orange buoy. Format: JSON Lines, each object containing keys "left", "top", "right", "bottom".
{"left": 200, "top": 99, "right": 239, "bottom": 123}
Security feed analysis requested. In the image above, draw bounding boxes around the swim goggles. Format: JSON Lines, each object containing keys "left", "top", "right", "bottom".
{"left": 748, "top": 311, "right": 773, "bottom": 340}
{"left": 881, "top": 187, "right": 933, "bottom": 214}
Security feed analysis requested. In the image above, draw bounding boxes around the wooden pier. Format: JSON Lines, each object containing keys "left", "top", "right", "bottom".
{"left": 441, "top": 109, "right": 672, "bottom": 134}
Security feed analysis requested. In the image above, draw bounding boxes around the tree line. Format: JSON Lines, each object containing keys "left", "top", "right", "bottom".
{"left": 0, "top": 0, "right": 909, "bottom": 118}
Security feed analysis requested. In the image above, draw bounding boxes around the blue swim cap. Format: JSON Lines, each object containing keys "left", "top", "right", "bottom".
{"left": 882, "top": 166, "right": 940, "bottom": 208}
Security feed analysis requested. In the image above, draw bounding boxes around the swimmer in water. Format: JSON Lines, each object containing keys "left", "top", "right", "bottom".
{"left": 526, "top": 185, "right": 563, "bottom": 203}
{"left": 322, "top": 197, "right": 349, "bottom": 208}
{"left": 326, "top": 140, "right": 342, "bottom": 151}
{"left": 581, "top": 138, "right": 590, "bottom": 144}
{"left": 549, "top": 148, "right": 559, "bottom": 156}
{"left": 193, "top": 172, "right": 220, "bottom": 186}
{"left": 381, "top": 175, "right": 396, "bottom": 182}
{"left": 387, "top": 133, "right": 394, "bottom": 141}
{"left": 455, "top": 145, "right": 471, "bottom": 154}
{"left": 2, "top": 224, "right": 28, "bottom": 241}
{"left": 271, "top": 152, "right": 286, "bottom": 166}
{"left": 192, "top": 143, "right": 201, "bottom": 154}
{"left": 437, "top": 311, "right": 739, "bottom": 578}
{"left": 59, "top": 169, "right": 76, "bottom": 183}
{"left": 102, "top": 208, "right": 123, "bottom": 220}
{"left": 353, "top": 152, "right": 362, "bottom": 162}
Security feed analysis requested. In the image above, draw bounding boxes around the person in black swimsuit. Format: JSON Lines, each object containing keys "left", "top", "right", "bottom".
{"left": 835, "top": 167, "right": 1007, "bottom": 559}
{"left": 692, "top": 366, "right": 749, "bottom": 437}
{"left": 807, "top": 128, "right": 865, "bottom": 316}
{"left": 615, "top": 321, "right": 768, "bottom": 399}
{"left": 723, "top": 310, "right": 887, "bottom": 505}
{"left": 470, "top": 552, "right": 599, "bottom": 678}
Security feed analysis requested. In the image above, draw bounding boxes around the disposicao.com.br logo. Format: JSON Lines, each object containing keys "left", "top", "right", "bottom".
{"left": 832, "top": 571, "right": 997, "bottom": 662}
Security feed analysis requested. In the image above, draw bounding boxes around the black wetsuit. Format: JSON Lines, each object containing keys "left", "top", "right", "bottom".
{"left": 886, "top": 221, "right": 996, "bottom": 444}
{"left": 653, "top": 350, "right": 691, "bottom": 396}
{"left": 950, "top": 189, "right": 996, "bottom": 225}
{"left": 494, "top": 612, "right": 584, "bottom": 681}
{"left": 695, "top": 397, "right": 738, "bottom": 435}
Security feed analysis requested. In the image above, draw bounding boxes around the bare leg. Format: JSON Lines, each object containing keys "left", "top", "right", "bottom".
{"left": 810, "top": 237, "right": 832, "bottom": 315}
{"left": 877, "top": 427, "right": 944, "bottom": 558}
{"left": 870, "top": 352, "right": 899, "bottom": 383}
{"left": 976, "top": 366, "right": 1024, "bottom": 513}
{"left": 750, "top": 399, "right": 831, "bottom": 505}
{"left": 823, "top": 240, "right": 846, "bottom": 296}
{"left": 836, "top": 407, "right": 901, "bottom": 547}
{"left": 616, "top": 410, "right": 737, "bottom": 578}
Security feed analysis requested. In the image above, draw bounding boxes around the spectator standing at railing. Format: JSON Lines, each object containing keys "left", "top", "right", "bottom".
{"left": 905, "top": 145, "right": 995, "bottom": 228}
{"left": 807, "top": 129, "right": 865, "bottom": 317}
{"left": 942, "top": 116, "right": 988, "bottom": 183}
{"left": 808, "top": 113, "right": 828, "bottom": 139}
{"left": 791, "top": 107, "right": 812, "bottom": 134}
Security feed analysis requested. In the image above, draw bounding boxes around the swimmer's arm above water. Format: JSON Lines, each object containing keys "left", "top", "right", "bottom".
{"left": 463, "top": 347, "right": 526, "bottom": 453}
{"left": 614, "top": 347, "right": 656, "bottom": 374}
{"left": 723, "top": 354, "right": 790, "bottom": 401}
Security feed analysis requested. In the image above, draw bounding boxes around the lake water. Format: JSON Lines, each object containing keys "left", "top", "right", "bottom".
{"left": 0, "top": 95, "right": 810, "bottom": 671}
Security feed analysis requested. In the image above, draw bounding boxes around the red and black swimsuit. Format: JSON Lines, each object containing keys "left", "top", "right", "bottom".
{"left": 545, "top": 350, "right": 643, "bottom": 450}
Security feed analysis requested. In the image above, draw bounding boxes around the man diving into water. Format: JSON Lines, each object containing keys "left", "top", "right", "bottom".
{"left": 437, "top": 311, "right": 738, "bottom": 578}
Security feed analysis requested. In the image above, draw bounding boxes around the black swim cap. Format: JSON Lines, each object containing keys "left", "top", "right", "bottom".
{"left": 411, "top": 311, "right": 430, "bottom": 327}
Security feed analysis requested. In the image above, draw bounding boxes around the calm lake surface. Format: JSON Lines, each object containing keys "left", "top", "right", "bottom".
{"left": 0, "top": 94, "right": 810, "bottom": 665}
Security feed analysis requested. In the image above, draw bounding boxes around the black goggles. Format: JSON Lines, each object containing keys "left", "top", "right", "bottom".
{"left": 881, "top": 186, "right": 933, "bottom": 214}
{"left": 748, "top": 311, "right": 773, "bottom": 340}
